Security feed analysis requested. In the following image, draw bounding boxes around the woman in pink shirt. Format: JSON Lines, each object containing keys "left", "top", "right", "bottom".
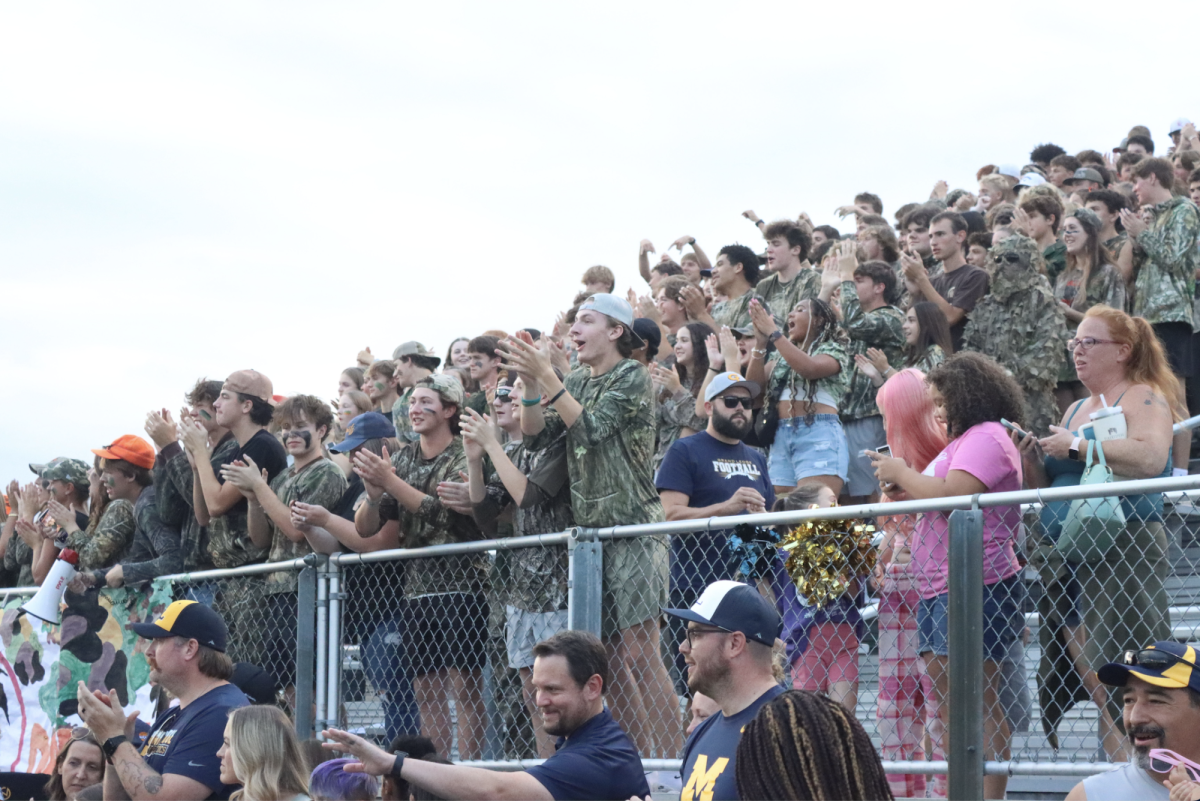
{"left": 870, "top": 352, "right": 1026, "bottom": 801}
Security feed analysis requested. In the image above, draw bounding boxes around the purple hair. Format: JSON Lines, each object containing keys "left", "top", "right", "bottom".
{"left": 309, "top": 758, "right": 379, "bottom": 801}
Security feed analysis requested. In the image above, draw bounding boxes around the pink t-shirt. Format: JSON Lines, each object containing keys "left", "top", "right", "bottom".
{"left": 910, "top": 422, "right": 1023, "bottom": 599}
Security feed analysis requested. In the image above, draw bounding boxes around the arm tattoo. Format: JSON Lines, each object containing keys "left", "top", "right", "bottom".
{"left": 116, "top": 749, "right": 166, "bottom": 797}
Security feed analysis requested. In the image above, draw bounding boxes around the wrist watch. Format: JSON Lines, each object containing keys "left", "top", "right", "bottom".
{"left": 103, "top": 735, "right": 128, "bottom": 764}
{"left": 390, "top": 751, "right": 410, "bottom": 777}
{"left": 1069, "top": 437, "right": 1082, "bottom": 462}
{"left": 768, "top": 331, "right": 784, "bottom": 344}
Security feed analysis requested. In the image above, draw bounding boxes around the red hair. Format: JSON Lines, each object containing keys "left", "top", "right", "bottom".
{"left": 876, "top": 368, "right": 948, "bottom": 472}
{"left": 1083, "top": 305, "right": 1185, "bottom": 420}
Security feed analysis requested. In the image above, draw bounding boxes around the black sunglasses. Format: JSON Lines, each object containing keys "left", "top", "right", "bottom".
{"left": 997, "top": 252, "right": 1023, "bottom": 264}
{"left": 1122, "top": 648, "right": 1197, "bottom": 673}
{"left": 720, "top": 397, "right": 754, "bottom": 410}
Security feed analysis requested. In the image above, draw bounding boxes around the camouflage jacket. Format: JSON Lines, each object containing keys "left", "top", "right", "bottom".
{"left": 1043, "top": 241, "right": 1068, "bottom": 285}
{"left": 108, "top": 485, "right": 184, "bottom": 587}
{"left": 838, "top": 282, "right": 906, "bottom": 421}
{"left": 153, "top": 437, "right": 239, "bottom": 572}
{"left": 1054, "top": 262, "right": 1129, "bottom": 380}
{"left": 526, "top": 360, "right": 664, "bottom": 528}
{"left": 755, "top": 269, "right": 820, "bottom": 319}
{"left": 3, "top": 529, "right": 35, "bottom": 587}
{"left": 265, "top": 457, "right": 348, "bottom": 594}
{"left": 69, "top": 497, "right": 135, "bottom": 573}
{"left": 909, "top": 343, "right": 946, "bottom": 375}
{"left": 475, "top": 436, "right": 574, "bottom": 612}
{"left": 379, "top": 438, "right": 488, "bottom": 596}
{"left": 961, "top": 236, "right": 1068, "bottom": 434}
{"left": 654, "top": 385, "right": 707, "bottom": 470}
{"left": 711, "top": 290, "right": 767, "bottom": 332}
{"left": 391, "top": 387, "right": 420, "bottom": 443}
{"left": 1133, "top": 196, "right": 1200, "bottom": 327}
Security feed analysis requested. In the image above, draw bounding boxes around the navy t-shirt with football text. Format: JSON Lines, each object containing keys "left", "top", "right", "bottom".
{"left": 655, "top": 432, "right": 775, "bottom": 596}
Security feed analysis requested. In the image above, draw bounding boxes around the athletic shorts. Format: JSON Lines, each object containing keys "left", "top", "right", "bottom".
{"left": 403, "top": 593, "right": 488, "bottom": 675}
{"left": 505, "top": 606, "right": 569, "bottom": 669}
{"left": 843, "top": 415, "right": 887, "bottom": 496}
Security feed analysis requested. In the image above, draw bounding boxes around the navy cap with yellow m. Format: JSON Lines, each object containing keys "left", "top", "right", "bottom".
{"left": 129, "top": 600, "right": 229, "bottom": 653}
{"left": 1098, "top": 641, "right": 1200, "bottom": 694}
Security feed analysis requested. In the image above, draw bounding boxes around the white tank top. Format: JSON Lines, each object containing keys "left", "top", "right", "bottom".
{"left": 1080, "top": 762, "right": 1170, "bottom": 800}
{"left": 778, "top": 385, "right": 838, "bottom": 408}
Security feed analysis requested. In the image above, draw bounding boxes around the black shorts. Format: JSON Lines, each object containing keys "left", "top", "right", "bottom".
{"left": 1152, "top": 322, "right": 1195, "bottom": 378}
{"left": 403, "top": 593, "right": 489, "bottom": 676}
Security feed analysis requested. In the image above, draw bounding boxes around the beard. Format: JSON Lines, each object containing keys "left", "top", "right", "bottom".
{"left": 687, "top": 656, "right": 732, "bottom": 699}
{"left": 712, "top": 409, "right": 752, "bottom": 440}
{"left": 1128, "top": 722, "right": 1166, "bottom": 768}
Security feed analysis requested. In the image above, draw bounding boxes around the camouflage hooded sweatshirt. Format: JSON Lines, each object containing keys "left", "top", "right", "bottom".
{"left": 961, "top": 235, "right": 1069, "bottom": 435}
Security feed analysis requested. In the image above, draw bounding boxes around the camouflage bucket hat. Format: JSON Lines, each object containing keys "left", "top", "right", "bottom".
{"left": 417, "top": 374, "right": 466, "bottom": 408}
{"left": 41, "top": 457, "right": 91, "bottom": 486}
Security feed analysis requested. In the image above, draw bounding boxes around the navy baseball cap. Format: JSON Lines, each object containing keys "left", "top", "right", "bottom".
{"left": 129, "top": 600, "right": 229, "bottom": 652}
{"left": 1098, "top": 641, "right": 1200, "bottom": 694}
{"left": 329, "top": 412, "right": 395, "bottom": 453}
{"left": 231, "top": 662, "right": 279, "bottom": 705}
{"left": 664, "top": 580, "right": 782, "bottom": 646}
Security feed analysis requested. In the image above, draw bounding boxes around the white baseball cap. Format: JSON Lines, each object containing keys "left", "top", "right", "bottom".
{"left": 704, "top": 371, "right": 761, "bottom": 402}
{"left": 578, "top": 293, "right": 644, "bottom": 349}
{"left": 1170, "top": 117, "right": 1193, "bottom": 134}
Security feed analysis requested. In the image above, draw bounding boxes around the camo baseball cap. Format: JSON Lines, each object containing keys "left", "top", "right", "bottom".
{"left": 41, "top": 458, "right": 90, "bottom": 486}
{"left": 392, "top": 342, "right": 442, "bottom": 368}
{"left": 416, "top": 374, "right": 466, "bottom": 408}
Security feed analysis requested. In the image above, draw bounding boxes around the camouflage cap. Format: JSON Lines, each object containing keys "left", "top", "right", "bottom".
{"left": 223, "top": 370, "right": 274, "bottom": 403}
{"left": 41, "top": 457, "right": 90, "bottom": 486}
{"left": 392, "top": 342, "right": 442, "bottom": 367}
{"left": 416, "top": 374, "right": 466, "bottom": 408}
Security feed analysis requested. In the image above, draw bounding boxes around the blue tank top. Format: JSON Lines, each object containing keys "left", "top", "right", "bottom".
{"left": 1039, "top": 393, "right": 1169, "bottom": 541}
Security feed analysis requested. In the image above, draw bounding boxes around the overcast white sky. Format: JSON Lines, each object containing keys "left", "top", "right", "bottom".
{"left": 0, "top": 1, "right": 1191, "bottom": 483}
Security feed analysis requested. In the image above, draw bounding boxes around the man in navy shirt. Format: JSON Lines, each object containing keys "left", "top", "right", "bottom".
{"left": 666, "top": 581, "right": 785, "bottom": 801}
{"left": 656, "top": 371, "right": 775, "bottom": 689}
{"left": 322, "top": 630, "right": 650, "bottom": 801}
{"left": 77, "top": 600, "right": 248, "bottom": 800}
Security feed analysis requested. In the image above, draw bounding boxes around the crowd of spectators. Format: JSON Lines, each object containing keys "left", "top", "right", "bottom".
{"left": 5, "top": 119, "right": 1200, "bottom": 799}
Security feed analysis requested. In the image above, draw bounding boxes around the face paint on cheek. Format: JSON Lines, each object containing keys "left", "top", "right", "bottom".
{"left": 104, "top": 475, "right": 116, "bottom": 488}
{"left": 373, "top": 381, "right": 386, "bottom": 392}
{"left": 198, "top": 409, "right": 212, "bottom": 421}
{"left": 287, "top": 430, "right": 314, "bottom": 449}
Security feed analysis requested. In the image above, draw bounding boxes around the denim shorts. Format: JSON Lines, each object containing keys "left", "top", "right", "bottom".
{"left": 918, "top": 575, "right": 1025, "bottom": 662}
{"left": 767, "top": 414, "right": 849, "bottom": 486}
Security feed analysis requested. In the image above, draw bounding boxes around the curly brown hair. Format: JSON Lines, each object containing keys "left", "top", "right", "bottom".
{"left": 926, "top": 352, "right": 1026, "bottom": 439}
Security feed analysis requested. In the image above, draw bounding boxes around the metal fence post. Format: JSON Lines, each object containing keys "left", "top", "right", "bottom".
{"left": 295, "top": 562, "right": 318, "bottom": 738}
{"left": 567, "top": 528, "right": 602, "bottom": 637}
{"left": 315, "top": 560, "right": 329, "bottom": 735}
{"left": 948, "top": 508, "right": 985, "bottom": 800}
{"left": 325, "top": 560, "right": 343, "bottom": 732}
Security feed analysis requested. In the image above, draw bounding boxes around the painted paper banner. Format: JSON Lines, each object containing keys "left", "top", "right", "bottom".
{"left": 0, "top": 584, "right": 172, "bottom": 774}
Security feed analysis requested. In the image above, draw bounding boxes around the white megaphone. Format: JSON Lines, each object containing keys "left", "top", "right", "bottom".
{"left": 21, "top": 548, "right": 79, "bottom": 624}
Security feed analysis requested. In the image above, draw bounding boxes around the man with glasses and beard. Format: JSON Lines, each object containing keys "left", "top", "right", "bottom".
{"left": 664, "top": 581, "right": 784, "bottom": 801}
{"left": 1066, "top": 641, "right": 1200, "bottom": 800}
{"left": 656, "top": 372, "right": 775, "bottom": 695}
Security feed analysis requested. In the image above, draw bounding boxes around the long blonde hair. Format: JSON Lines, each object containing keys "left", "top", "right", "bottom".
{"left": 227, "top": 706, "right": 310, "bottom": 801}
{"left": 1083, "top": 305, "right": 1185, "bottom": 420}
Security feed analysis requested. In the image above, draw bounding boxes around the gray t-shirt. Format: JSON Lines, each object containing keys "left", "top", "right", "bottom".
{"left": 1079, "top": 762, "right": 1169, "bottom": 800}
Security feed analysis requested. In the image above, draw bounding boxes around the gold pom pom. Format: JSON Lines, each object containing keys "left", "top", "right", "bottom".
{"left": 780, "top": 517, "right": 877, "bottom": 607}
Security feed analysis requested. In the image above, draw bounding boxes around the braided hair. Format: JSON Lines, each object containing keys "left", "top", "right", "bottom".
{"left": 734, "top": 689, "right": 893, "bottom": 801}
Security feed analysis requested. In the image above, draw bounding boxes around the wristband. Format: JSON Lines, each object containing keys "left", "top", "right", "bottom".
{"left": 1069, "top": 437, "right": 1082, "bottom": 462}
{"left": 751, "top": 348, "right": 767, "bottom": 358}
{"left": 688, "top": 238, "right": 696, "bottom": 245}
{"left": 519, "top": 395, "right": 543, "bottom": 407}
{"left": 390, "top": 751, "right": 409, "bottom": 777}
{"left": 102, "top": 735, "right": 128, "bottom": 764}
{"left": 755, "top": 220, "right": 765, "bottom": 227}
{"left": 548, "top": 388, "right": 567, "bottom": 405}
{"left": 707, "top": 366, "right": 720, "bottom": 373}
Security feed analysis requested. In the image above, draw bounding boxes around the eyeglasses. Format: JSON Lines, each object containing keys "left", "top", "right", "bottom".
{"left": 685, "top": 625, "right": 731, "bottom": 648}
{"left": 720, "top": 397, "right": 754, "bottom": 410}
{"left": 1121, "top": 648, "right": 1198, "bottom": 673}
{"left": 1067, "top": 337, "right": 1119, "bottom": 351}
{"left": 1149, "top": 749, "right": 1200, "bottom": 781}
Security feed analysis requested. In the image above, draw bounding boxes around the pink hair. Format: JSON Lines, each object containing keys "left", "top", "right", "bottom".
{"left": 876, "top": 368, "right": 948, "bottom": 472}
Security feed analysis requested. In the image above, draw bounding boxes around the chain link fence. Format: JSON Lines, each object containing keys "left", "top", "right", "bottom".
{"left": 310, "top": 474, "right": 1200, "bottom": 797}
